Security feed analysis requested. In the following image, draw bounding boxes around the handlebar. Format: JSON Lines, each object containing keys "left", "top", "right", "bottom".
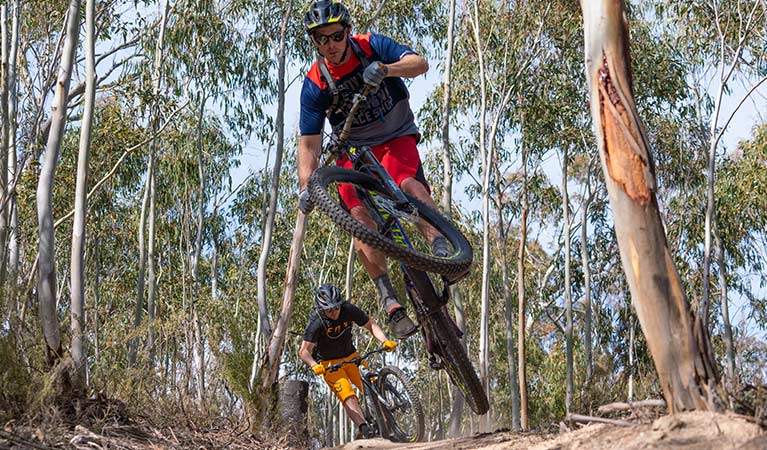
{"left": 325, "top": 347, "right": 387, "bottom": 373}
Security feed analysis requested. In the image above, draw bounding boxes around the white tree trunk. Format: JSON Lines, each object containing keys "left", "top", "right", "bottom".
{"left": 129, "top": 161, "right": 151, "bottom": 366}
{"left": 582, "top": 170, "right": 594, "bottom": 383}
{"left": 470, "top": 0, "right": 491, "bottom": 431}
{"left": 256, "top": 0, "right": 293, "bottom": 344}
{"left": 563, "top": 147, "right": 574, "bottom": 414}
{"left": 129, "top": 0, "right": 169, "bottom": 367}
{"left": 715, "top": 228, "right": 736, "bottom": 387}
{"left": 260, "top": 213, "right": 307, "bottom": 392}
{"left": 37, "top": 0, "right": 81, "bottom": 366}
{"left": 498, "top": 217, "right": 521, "bottom": 430}
{"left": 190, "top": 98, "right": 208, "bottom": 404}
{"left": 440, "top": 0, "right": 466, "bottom": 435}
{"left": 70, "top": 0, "right": 97, "bottom": 389}
{"left": 0, "top": 5, "right": 9, "bottom": 293}
{"left": 5, "top": 0, "right": 19, "bottom": 330}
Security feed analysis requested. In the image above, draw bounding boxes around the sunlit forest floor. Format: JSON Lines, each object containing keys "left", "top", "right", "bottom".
{"left": 2, "top": 409, "right": 764, "bottom": 449}
{"left": 331, "top": 411, "right": 766, "bottom": 450}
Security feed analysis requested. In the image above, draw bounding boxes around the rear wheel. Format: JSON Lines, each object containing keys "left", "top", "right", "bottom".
{"left": 308, "top": 167, "right": 473, "bottom": 277}
{"left": 378, "top": 366, "right": 424, "bottom": 442}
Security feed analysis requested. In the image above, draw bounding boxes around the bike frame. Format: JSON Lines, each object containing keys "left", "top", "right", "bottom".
{"left": 344, "top": 144, "right": 449, "bottom": 309}
{"left": 326, "top": 350, "right": 409, "bottom": 441}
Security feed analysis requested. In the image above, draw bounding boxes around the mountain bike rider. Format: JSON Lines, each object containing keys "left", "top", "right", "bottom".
{"left": 297, "top": 0, "right": 452, "bottom": 339}
{"left": 299, "top": 284, "right": 397, "bottom": 439}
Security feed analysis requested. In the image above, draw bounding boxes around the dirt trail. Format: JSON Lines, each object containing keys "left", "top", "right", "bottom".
{"left": 327, "top": 411, "right": 766, "bottom": 450}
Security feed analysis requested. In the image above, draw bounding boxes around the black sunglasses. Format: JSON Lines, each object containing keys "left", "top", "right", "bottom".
{"left": 313, "top": 30, "right": 346, "bottom": 46}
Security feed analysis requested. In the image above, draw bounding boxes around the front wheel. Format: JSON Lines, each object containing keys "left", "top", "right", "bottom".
{"left": 408, "top": 269, "right": 489, "bottom": 415}
{"left": 308, "top": 167, "right": 473, "bottom": 277}
{"left": 378, "top": 366, "right": 425, "bottom": 442}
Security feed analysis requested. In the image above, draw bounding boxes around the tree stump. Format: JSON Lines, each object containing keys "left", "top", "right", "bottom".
{"left": 279, "top": 379, "right": 309, "bottom": 439}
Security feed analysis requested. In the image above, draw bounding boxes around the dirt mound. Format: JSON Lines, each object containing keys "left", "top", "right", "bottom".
{"left": 328, "top": 411, "right": 766, "bottom": 450}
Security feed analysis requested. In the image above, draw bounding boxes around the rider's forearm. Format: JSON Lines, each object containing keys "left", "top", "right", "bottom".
{"left": 383, "top": 54, "right": 428, "bottom": 79}
{"left": 299, "top": 349, "right": 318, "bottom": 368}
{"left": 369, "top": 319, "right": 389, "bottom": 343}
{"left": 298, "top": 138, "right": 321, "bottom": 190}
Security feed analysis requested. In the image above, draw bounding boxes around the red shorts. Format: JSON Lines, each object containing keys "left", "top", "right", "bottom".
{"left": 336, "top": 135, "right": 430, "bottom": 210}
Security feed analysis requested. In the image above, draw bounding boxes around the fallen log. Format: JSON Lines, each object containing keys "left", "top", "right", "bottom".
{"left": 597, "top": 399, "right": 666, "bottom": 414}
{"left": 566, "top": 413, "right": 635, "bottom": 427}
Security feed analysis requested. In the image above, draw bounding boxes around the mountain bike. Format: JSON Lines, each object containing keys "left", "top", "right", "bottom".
{"left": 307, "top": 85, "right": 490, "bottom": 415}
{"left": 326, "top": 347, "right": 424, "bottom": 442}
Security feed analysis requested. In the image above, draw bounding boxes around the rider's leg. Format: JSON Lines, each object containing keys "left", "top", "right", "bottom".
{"left": 377, "top": 136, "right": 451, "bottom": 257}
{"left": 349, "top": 205, "right": 417, "bottom": 338}
{"left": 400, "top": 177, "right": 452, "bottom": 257}
{"left": 344, "top": 396, "right": 367, "bottom": 425}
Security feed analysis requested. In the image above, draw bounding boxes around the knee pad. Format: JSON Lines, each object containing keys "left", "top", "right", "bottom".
{"left": 332, "top": 378, "right": 357, "bottom": 403}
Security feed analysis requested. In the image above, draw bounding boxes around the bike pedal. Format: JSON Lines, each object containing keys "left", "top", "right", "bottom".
{"left": 429, "top": 356, "right": 444, "bottom": 370}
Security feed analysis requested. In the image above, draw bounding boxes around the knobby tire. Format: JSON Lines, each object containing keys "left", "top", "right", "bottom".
{"left": 408, "top": 269, "right": 489, "bottom": 415}
{"left": 378, "top": 366, "right": 425, "bottom": 442}
{"left": 308, "top": 167, "right": 472, "bottom": 276}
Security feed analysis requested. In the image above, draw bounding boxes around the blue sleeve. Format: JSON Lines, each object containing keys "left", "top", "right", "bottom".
{"left": 299, "top": 77, "right": 328, "bottom": 136}
{"left": 369, "top": 33, "right": 416, "bottom": 64}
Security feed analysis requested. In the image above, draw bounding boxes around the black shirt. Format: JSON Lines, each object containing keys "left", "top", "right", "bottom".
{"left": 303, "top": 302, "right": 369, "bottom": 361}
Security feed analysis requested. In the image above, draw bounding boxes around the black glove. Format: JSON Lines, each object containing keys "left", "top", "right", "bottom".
{"left": 298, "top": 188, "right": 314, "bottom": 214}
{"left": 363, "top": 61, "right": 388, "bottom": 87}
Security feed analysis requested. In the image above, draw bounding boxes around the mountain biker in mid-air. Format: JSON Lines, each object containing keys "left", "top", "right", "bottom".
{"left": 297, "top": 0, "right": 452, "bottom": 340}
{"left": 298, "top": 284, "right": 397, "bottom": 439}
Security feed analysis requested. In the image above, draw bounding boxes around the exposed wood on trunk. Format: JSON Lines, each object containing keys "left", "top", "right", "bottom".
{"left": 580, "top": 0, "right": 719, "bottom": 412}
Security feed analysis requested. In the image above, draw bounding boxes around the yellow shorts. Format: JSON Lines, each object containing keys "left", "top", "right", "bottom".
{"left": 321, "top": 352, "right": 366, "bottom": 403}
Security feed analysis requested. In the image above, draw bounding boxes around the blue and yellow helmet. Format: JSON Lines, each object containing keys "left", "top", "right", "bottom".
{"left": 303, "top": 1, "right": 351, "bottom": 33}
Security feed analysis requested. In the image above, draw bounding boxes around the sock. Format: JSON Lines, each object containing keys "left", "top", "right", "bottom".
{"left": 431, "top": 236, "right": 450, "bottom": 256}
{"left": 373, "top": 274, "right": 400, "bottom": 314}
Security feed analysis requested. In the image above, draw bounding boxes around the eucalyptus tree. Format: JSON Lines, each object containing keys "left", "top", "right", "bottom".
{"left": 69, "top": 0, "right": 97, "bottom": 391}
{"left": 457, "top": 0, "right": 550, "bottom": 428}
{"left": 580, "top": 0, "right": 718, "bottom": 412}
{"left": 715, "top": 124, "right": 767, "bottom": 384}
{"left": 36, "top": 0, "right": 81, "bottom": 367}
{"left": 254, "top": 0, "right": 294, "bottom": 357}
{"left": 129, "top": 0, "right": 170, "bottom": 368}
{"left": 4, "top": 0, "right": 20, "bottom": 320}
{"left": 158, "top": 0, "right": 277, "bottom": 402}
{"left": 1, "top": 6, "right": 10, "bottom": 295}
{"left": 652, "top": 1, "right": 766, "bottom": 338}
{"left": 693, "top": 2, "right": 764, "bottom": 333}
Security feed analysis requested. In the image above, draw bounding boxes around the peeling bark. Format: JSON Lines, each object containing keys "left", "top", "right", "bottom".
{"left": 581, "top": 0, "right": 719, "bottom": 413}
